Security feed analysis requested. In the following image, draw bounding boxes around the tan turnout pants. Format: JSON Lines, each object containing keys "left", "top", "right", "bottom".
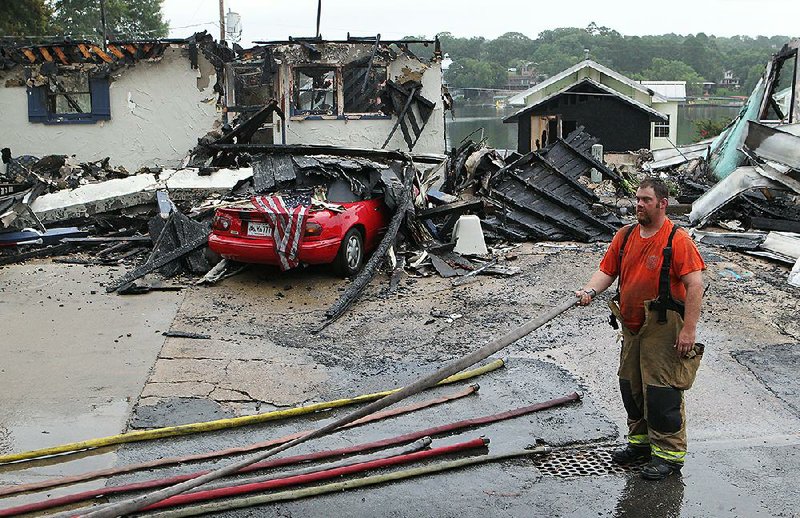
{"left": 610, "top": 300, "right": 703, "bottom": 465}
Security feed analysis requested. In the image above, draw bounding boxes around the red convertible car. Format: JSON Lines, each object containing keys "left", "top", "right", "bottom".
{"left": 208, "top": 181, "right": 391, "bottom": 276}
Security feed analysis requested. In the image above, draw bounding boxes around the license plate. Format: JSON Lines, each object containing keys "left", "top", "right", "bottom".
{"left": 248, "top": 222, "right": 272, "bottom": 237}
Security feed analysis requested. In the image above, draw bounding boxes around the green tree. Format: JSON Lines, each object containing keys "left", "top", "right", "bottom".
{"left": 445, "top": 58, "right": 506, "bottom": 89}
{"left": 0, "top": 0, "right": 52, "bottom": 37}
{"left": 485, "top": 32, "right": 535, "bottom": 67}
{"left": 437, "top": 32, "right": 486, "bottom": 61}
{"left": 635, "top": 58, "right": 705, "bottom": 96}
{"left": 743, "top": 63, "right": 766, "bottom": 93}
{"left": 51, "top": 0, "right": 168, "bottom": 40}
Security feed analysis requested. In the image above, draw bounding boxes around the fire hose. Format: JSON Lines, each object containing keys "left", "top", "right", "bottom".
{"left": 81, "top": 295, "right": 578, "bottom": 517}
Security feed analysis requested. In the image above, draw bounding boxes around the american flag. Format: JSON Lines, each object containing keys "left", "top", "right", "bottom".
{"left": 251, "top": 194, "right": 311, "bottom": 270}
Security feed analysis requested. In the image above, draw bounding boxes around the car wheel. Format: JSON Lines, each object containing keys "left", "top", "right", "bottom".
{"left": 334, "top": 228, "right": 364, "bottom": 277}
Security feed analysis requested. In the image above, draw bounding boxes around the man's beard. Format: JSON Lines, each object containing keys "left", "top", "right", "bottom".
{"left": 636, "top": 210, "right": 652, "bottom": 225}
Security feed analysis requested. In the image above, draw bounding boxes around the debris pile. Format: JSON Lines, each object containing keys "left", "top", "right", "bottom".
{"left": 634, "top": 39, "right": 800, "bottom": 284}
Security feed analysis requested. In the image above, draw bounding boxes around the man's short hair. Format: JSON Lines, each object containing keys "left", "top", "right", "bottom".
{"left": 638, "top": 177, "right": 669, "bottom": 201}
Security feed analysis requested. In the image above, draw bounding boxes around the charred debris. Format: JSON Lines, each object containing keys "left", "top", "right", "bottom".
{"left": 1, "top": 31, "right": 633, "bottom": 314}
{"left": 3, "top": 34, "right": 799, "bottom": 313}
{"left": 635, "top": 39, "right": 800, "bottom": 284}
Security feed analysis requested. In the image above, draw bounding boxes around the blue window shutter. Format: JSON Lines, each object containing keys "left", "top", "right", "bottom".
{"left": 27, "top": 86, "right": 48, "bottom": 122}
{"left": 90, "top": 77, "right": 111, "bottom": 120}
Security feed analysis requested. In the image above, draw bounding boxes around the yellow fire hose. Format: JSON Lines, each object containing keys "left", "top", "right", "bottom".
{"left": 0, "top": 359, "right": 504, "bottom": 465}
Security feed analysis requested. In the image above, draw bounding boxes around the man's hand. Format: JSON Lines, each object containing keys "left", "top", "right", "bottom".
{"left": 675, "top": 326, "right": 695, "bottom": 357}
{"left": 575, "top": 288, "right": 596, "bottom": 306}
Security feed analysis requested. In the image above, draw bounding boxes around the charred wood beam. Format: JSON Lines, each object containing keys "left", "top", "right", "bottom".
{"left": 206, "top": 143, "right": 445, "bottom": 164}
{"left": 0, "top": 242, "right": 73, "bottom": 266}
{"left": 105, "top": 228, "right": 207, "bottom": 293}
{"left": 507, "top": 168, "right": 618, "bottom": 235}
{"left": 744, "top": 216, "right": 800, "bottom": 233}
{"left": 255, "top": 38, "right": 434, "bottom": 45}
{"left": 550, "top": 138, "right": 621, "bottom": 182}
{"left": 418, "top": 199, "right": 483, "bottom": 219}
{"left": 386, "top": 80, "right": 435, "bottom": 110}
{"left": 318, "top": 164, "right": 415, "bottom": 331}
{"left": 490, "top": 189, "right": 591, "bottom": 242}
{"left": 362, "top": 34, "right": 380, "bottom": 93}
{"left": 382, "top": 85, "right": 419, "bottom": 149}
{"left": 768, "top": 95, "right": 787, "bottom": 120}
{"left": 49, "top": 75, "right": 84, "bottom": 113}
{"left": 214, "top": 100, "right": 284, "bottom": 146}
{"left": 61, "top": 236, "right": 151, "bottom": 244}
{"left": 529, "top": 152, "right": 598, "bottom": 201}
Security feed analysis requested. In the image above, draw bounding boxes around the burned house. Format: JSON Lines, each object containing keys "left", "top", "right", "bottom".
{"left": 0, "top": 34, "right": 448, "bottom": 174}
{"left": 504, "top": 60, "right": 678, "bottom": 154}
{"left": 0, "top": 34, "right": 224, "bottom": 172}
{"left": 221, "top": 37, "right": 447, "bottom": 154}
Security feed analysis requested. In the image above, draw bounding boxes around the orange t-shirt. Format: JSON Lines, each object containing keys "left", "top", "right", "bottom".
{"left": 599, "top": 219, "right": 706, "bottom": 333}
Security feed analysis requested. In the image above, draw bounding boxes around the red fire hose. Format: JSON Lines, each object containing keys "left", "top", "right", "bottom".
{"left": 141, "top": 437, "right": 490, "bottom": 512}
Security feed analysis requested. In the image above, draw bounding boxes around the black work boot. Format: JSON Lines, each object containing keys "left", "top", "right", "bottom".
{"left": 641, "top": 456, "right": 682, "bottom": 480}
{"left": 611, "top": 444, "right": 650, "bottom": 464}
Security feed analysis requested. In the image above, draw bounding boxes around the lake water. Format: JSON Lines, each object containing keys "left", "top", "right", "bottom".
{"left": 444, "top": 103, "right": 742, "bottom": 152}
{"left": 445, "top": 104, "right": 519, "bottom": 152}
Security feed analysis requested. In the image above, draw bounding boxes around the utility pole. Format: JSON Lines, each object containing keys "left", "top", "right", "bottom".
{"left": 219, "top": 0, "right": 225, "bottom": 43}
{"left": 99, "top": 0, "right": 107, "bottom": 50}
{"left": 315, "top": 0, "right": 322, "bottom": 38}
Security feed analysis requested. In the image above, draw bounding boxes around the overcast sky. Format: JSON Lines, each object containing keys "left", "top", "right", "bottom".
{"left": 162, "top": 0, "right": 800, "bottom": 47}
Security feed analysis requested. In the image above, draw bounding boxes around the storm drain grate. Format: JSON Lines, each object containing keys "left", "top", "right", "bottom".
{"left": 532, "top": 447, "right": 646, "bottom": 479}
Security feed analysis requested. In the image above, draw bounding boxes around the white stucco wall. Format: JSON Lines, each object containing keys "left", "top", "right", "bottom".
{"left": 0, "top": 46, "right": 219, "bottom": 172}
{"left": 276, "top": 53, "right": 446, "bottom": 155}
{"left": 650, "top": 101, "right": 680, "bottom": 150}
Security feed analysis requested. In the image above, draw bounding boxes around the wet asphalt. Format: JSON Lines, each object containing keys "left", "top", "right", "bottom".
{"left": 0, "top": 241, "right": 799, "bottom": 516}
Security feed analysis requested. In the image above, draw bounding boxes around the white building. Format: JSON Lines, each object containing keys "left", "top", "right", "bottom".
{"left": 0, "top": 35, "right": 447, "bottom": 172}
{"left": 505, "top": 60, "right": 683, "bottom": 152}
{"left": 0, "top": 36, "right": 221, "bottom": 172}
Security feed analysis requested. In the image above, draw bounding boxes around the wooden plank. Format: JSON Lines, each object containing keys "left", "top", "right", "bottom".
{"left": 77, "top": 44, "right": 92, "bottom": 59}
{"left": 107, "top": 44, "right": 126, "bottom": 59}
{"left": 53, "top": 47, "right": 69, "bottom": 64}
{"left": 21, "top": 48, "right": 37, "bottom": 63}
{"left": 91, "top": 45, "right": 113, "bottom": 63}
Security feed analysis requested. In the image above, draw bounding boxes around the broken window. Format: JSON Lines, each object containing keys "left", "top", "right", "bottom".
{"left": 48, "top": 72, "right": 92, "bottom": 114}
{"left": 654, "top": 116, "right": 670, "bottom": 138}
{"left": 343, "top": 65, "right": 387, "bottom": 114}
{"left": 27, "top": 69, "right": 111, "bottom": 124}
{"left": 293, "top": 67, "right": 336, "bottom": 115}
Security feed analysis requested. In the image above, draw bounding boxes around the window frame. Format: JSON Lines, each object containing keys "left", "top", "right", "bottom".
{"left": 291, "top": 66, "right": 338, "bottom": 117}
{"left": 27, "top": 71, "right": 111, "bottom": 125}
{"left": 290, "top": 65, "right": 391, "bottom": 120}
{"left": 653, "top": 115, "right": 670, "bottom": 138}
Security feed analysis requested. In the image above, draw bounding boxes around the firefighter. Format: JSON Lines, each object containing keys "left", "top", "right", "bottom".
{"left": 576, "top": 177, "right": 706, "bottom": 480}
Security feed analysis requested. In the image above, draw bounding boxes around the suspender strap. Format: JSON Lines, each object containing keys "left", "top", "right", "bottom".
{"left": 609, "top": 223, "right": 638, "bottom": 329}
{"left": 613, "top": 223, "right": 638, "bottom": 302}
{"left": 653, "top": 224, "right": 682, "bottom": 324}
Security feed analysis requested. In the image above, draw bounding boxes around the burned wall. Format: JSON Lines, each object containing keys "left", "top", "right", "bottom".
{"left": 272, "top": 42, "right": 446, "bottom": 154}
{"left": 0, "top": 46, "right": 220, "bottom": 172}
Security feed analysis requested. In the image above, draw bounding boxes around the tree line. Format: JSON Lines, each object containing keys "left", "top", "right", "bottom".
{"left": 437, "top": 24, "right": 794, "bottom": 95}
{"left": 0, "top": 0, "right": 168, "bottom": 42}
{"left": 2, "top": 5, "right": 793, "bottom": 97}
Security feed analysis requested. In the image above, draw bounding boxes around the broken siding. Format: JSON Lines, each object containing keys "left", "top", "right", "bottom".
{"left": 0, "top": 47, "right": 219, "bottom": 172}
